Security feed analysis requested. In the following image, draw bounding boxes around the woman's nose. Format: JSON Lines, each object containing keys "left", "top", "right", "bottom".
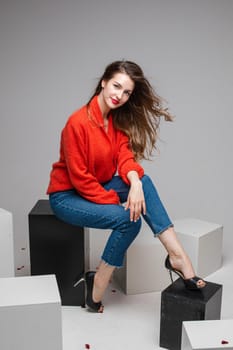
{"left": 116, "top": 90, "right": 124, "bottom": 100}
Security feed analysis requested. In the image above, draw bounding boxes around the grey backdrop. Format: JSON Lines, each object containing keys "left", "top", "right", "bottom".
{"left": 1, "top": 0, "right": 233, "bottom": 274}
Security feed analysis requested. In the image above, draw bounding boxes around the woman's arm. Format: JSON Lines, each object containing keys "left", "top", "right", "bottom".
{"left": 117, "top": 132, "right": 144, "bottom": 184}
{"left": 62, "top": 119, "right": 120, "bottom": 204}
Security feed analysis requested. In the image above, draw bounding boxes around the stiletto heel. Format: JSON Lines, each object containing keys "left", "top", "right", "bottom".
{"left": 73, "top": 275, "right": 86, "bottom": 308}
{"left": 73, "top": 276, "right": 85, "bottom": 287}
{"left": 168, "top": 268, "right": 173, "bottom": 283}
{"left": 165, "top": 255, "right": 206, "bottom": 290}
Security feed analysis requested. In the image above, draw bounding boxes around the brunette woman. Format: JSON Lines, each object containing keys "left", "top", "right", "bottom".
{"left": 47, "top": 60, "right": 206, "bottom": 313}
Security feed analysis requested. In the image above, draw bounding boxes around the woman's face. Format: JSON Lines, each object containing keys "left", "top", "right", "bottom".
{"left": 99, "top": 72, "right": 135, "bottom": 111}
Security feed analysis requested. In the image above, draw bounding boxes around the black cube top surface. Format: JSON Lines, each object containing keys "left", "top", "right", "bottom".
{"left": 29, "top": 199, "right": 54, "bottom": 216}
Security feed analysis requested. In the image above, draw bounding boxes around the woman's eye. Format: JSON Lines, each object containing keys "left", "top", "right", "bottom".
{"left": 113, "top": 83, "right": 119, "bottom": 88}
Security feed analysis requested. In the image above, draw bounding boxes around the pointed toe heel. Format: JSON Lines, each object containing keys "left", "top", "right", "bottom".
{"left": 85, "top": 271, "right": 103, "bottom": 313}
{"left": 74, "top": 271, "right": 103, "bottom": 312}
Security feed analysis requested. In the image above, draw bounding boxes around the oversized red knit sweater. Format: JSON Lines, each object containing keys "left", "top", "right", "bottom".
{"left": 47, "top": 96, "right": 144, "bottom": 204}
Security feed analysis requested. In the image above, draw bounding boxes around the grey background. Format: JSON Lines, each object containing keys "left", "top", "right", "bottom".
{"left": 1, "top": 0, "right": 232, "bottom": 274}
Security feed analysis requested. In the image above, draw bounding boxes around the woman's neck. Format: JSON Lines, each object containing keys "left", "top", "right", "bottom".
{"left": 97, "top": 94, "right": 110, "bottom": 119}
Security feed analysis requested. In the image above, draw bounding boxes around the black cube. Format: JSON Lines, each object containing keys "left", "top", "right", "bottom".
{"left": 159, "top": 278, "right": 222, "bottom": 350}
{"left": 29, "top": 199, "right": 89, "bottom": 306}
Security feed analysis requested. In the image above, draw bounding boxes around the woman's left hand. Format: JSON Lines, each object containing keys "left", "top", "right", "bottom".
{"left": 125, "top": 171, "right": 146, "bottom": 222}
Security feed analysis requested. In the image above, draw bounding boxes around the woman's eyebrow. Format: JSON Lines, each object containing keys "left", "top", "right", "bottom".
{"left": 114, "top": 81, "right": 133, "bottom": 92}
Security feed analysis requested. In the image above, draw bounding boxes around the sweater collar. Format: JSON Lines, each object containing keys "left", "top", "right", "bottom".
{"left": 88, "top": 95, "right": 112, "bottom": 127}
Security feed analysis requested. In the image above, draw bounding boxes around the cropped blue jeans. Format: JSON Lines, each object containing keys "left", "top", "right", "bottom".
{"left": 49, "top": 175, "right": 173, "bottom": 267}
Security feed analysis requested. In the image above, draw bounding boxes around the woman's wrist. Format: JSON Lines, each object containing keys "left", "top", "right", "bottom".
{"left": 127, "top": 170, "right": 141, "bottom": 185}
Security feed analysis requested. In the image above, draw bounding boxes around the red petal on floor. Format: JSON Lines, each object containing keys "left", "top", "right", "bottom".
{"left": 221, "top": 340, "right": 229, "bottom": 344}
{"left": 85, "top": 344, "right": 90, "bottom": 349}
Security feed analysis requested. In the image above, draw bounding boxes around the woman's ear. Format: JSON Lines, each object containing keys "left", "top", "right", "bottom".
{"left": 101, "top": 80, "right": 106, "bottom": 89}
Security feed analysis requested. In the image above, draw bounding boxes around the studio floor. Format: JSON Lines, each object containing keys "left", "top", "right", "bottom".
{"left": 61, "top": 255, "right": 233, "bottom": 350}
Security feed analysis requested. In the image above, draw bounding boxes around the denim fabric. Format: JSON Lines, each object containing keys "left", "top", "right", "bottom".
{"left": 49, "top": 175, "right": 173, "bottom": 267}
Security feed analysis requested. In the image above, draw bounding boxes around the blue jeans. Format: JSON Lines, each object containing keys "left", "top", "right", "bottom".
{"left": 49, "top": 175, "right": 173, "bottom": 267}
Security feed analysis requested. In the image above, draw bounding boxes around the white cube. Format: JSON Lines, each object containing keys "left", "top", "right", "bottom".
{"left": 113, "top": 224, "right": 170, "bottom": 294}
{"left": 182, "top": 319, "right": 233, "bottom": 350}
{"left": 0, "top": 275, "right": 62, "bottom": 350}
{"left": 0, "top": 208, "right": 14, "bottom": 277}
{"left": 174, "top": 218, "right": 223, "bottom": 277}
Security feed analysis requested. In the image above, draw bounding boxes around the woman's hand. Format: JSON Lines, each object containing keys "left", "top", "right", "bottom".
{"left": 125, "top": 171, "right": 146, "bottom": 222}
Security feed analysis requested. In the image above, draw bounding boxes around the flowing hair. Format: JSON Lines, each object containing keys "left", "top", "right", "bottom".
{"left": 87, "top": 60, "right": 173, "bottom": 160}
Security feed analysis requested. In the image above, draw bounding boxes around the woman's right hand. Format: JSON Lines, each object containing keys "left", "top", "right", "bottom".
{"left": 125, "top": 171, "right": 146, "bottom": 222}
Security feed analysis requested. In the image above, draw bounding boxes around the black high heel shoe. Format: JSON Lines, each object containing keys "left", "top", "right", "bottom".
{"left": 165, "top": 255, "right": 206, "bottom": 290}
{"left": 74, "top": 271, "right": 103, "bottom": 312}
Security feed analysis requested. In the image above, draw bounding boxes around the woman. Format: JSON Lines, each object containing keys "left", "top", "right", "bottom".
{"left": 47, "top": 60, "right": 206, "bottom": 313}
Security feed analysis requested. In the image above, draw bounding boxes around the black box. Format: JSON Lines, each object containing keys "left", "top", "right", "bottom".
{"left": 29, "top": 200, "right": 89, "bottom": 306}
{"left": 159, "top": 278, "right": 222, "bottom": 350}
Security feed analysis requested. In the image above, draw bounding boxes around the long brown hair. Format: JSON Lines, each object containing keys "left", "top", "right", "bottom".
{"left": 88, "top": 60, "right": 173, "bottom": 160}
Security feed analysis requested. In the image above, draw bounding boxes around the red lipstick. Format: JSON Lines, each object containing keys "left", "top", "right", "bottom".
{"left": 111, "top": 98, "right": 119, "bottom": 105}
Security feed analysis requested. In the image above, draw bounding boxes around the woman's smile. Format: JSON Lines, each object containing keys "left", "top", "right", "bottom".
{"left": 111, "top": 97, "right": 120, "bottom": 105}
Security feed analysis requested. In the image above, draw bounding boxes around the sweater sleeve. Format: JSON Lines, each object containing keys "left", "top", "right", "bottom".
{"left": 117, "top": 132, "right": 144, "bottom": 184}
{"left": 62, "top": 121, "right": 120, "bottom": 204}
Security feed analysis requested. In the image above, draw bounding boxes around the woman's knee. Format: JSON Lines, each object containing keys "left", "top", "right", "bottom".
{"left": 132, "top": 216, "right": 142, "bottom": 232}
{"left": 141, "top": 174, "right": 153, "bottom": 186}
{"left": 124, "top": 216, "right": 142, "bottom": 238}
{"left": 116, "top": 209, "right": 142, "bottom": 233}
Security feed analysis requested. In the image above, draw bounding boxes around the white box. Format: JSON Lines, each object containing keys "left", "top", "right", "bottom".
{"left": 174, "top": 218, "right": 223, "bottom": 277}
{"left": 0, "top": 208, "right": 14, "bottom": 277}
{"left": 0, "top": 274, "right": 62, "bottom": 350}
{"left": 113, "top": 224, "right": 170, "bottom": 294}
{"left": 182, "top": 320, "right": 233, "bottom": 350}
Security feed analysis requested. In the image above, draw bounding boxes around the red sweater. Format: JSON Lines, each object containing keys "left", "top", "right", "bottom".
{"left": 47, "top": 96, "right": 144, "bottom": 204}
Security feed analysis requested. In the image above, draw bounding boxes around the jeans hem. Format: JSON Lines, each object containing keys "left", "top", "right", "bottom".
{"left": 154, "top": 223, "right": 174, "bottom": 237}
{"left": 101, "top": 258, "right": 123, "bottom": 269}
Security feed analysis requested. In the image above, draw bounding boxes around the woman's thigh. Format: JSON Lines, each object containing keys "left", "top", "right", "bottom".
{"left": 49, "top": 189, "right": 131, "bottom": 230}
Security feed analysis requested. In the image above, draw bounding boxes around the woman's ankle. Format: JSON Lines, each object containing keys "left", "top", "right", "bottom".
{"left": 93, "top": 271, "right": 109, "bottom": 302}
{"left": 170, "top": 254, "right": 196, "bottom": 280}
